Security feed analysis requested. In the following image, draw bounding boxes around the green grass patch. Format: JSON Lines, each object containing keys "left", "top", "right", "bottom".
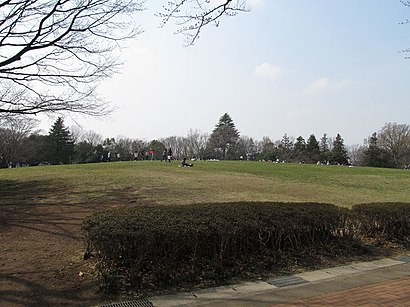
{"left": 1, "top": 161, "right": 409, "bottom": 207}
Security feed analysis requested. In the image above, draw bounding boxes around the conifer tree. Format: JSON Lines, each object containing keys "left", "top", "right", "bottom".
{"left": 47, "top": 117, "right": 74, "bottom": 164}
{"left": 207, "top": 113, "right": 239, "bottom": 159}
{"left": 306, "top": 134, "right": 321, "bottom": 163}
{"left": 293, "top": 136, "right": 307, "bottom": 162}
{"left": 362, "top": 133, "right": 395, "bottom": 168}
{"left": 329, "top": 134, "right": 349, "bottom": 165}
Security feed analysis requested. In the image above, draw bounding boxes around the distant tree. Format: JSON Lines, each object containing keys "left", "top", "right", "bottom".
{"left": 207, "top": 113, "right": 240, "bottom": 159}
{"left": 0, "top": 116, "right": 37, "bottom": 167}
{"left": 348, "top": 144, "right": 365, "bottom": 166}
{"left": 306, "top": 134, "right": 321, "bottom": 163}
{"left": 233, "top": 136, "right": 257, "bottom": 160}
{"left": 277, "top": 134, "right": 293, "bottom": 162}
{"left": 362, "top": 132, "right": 395, "bottom": 168}
{"left": 377, "top": 122, "right": 410, "bottom": 168}
{"left": 293, "top": 136, "right": 307, "bottom": 162}
{"left": 329, "top": 134, "right": 349, "bottom": 165}
{"left": 319, "top": 133, "right": 331, "bottom": 162}
{"left": 102, "top": 138, "right": 116, "bottom": 161}
{"left": 256, "top": 136, "right": 276, "bottom": 161}
{"left": 185, "top": 129, "right": 209, "bottom": 159}
{"left": 19, "top": 133, "right": 49, "bottom": 165}
{"left": 74, "top": 141, "right": 99, "bottom": 164}
{"left": 47, "top": 117, "right": 75, "bottom": 164}
{"left": 146, "top": 140, "right": 166, "bottom": 160}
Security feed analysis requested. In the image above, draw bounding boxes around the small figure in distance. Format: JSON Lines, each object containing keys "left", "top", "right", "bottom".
{"left": 161, "top": 149, "right": 167, "bottom": 162}
{"left": 168, "top": 147, "right": 173, "bottom": 162}
{"left": 181, "top": 157, "right": 193, "bottom": 167}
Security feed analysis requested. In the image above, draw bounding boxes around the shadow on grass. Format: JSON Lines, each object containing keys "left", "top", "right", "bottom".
{"left": 0, "top": 273, "right": 95, "bottom": 307}
{"left": 0, "top": 179, "right": 87, "bottom": 238}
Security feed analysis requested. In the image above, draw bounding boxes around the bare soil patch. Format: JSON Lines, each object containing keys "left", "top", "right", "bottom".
{"left": 0, "top": 180, "right": 149, "bottom": 306}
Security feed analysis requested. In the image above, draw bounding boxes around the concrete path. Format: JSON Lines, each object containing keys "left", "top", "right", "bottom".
{"left": 149, "top": 256, "right": 410, "bottom": 307}
{"left": 99, "top": 255, "right": 410, "bottom": 306}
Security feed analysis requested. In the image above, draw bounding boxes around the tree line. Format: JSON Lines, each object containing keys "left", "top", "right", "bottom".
{"left": 1, "top": 114, "right": 409, "bottom": 169}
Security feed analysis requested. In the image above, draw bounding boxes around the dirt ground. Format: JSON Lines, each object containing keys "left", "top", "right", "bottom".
{"left": 0, "top": 201, "right": 125, "bottom": 306}
{"left": 0, "top": 179, "right": 408, "bottom": 306}
{"left": 0, "top": 177, "right": 150, "bottom": 306}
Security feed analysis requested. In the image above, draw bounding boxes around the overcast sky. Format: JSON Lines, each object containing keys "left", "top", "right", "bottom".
{"left": 40, "top": 0, "right": 410, "bottom": 145}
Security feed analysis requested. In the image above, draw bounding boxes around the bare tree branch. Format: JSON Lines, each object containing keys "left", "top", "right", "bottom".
{"left": 158, "top": 0, "right": 248, "bottom": 46}
{"left": 0, "top": 0, "right": 144, "bottom": 116}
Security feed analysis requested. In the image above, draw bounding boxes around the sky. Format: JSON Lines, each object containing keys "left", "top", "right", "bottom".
{"left": 39, "top": 0, "right": 410, "bottom": 145}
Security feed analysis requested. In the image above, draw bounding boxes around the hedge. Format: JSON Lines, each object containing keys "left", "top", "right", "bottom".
{"left": 352, "top": 202, "right": 410, "bottom": 241}
{"left": 82, "top": 202, "right": 353, "bottom": 291}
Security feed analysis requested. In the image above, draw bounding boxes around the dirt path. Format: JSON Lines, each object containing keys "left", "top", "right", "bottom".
{"left": 0, "top": 202, "right": 131, "bottom": 306}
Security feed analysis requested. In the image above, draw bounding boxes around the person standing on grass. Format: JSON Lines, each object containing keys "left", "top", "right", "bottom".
{"left": 161, "top": 149, "right": 167, "bottom": 162}
{"left": 168, "top": 147, "right": 173, "bottom": 162}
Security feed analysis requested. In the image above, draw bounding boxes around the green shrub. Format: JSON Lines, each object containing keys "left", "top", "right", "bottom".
{"left": 82, "top": 202, "right": 352, "bottom": 292}
{"left": 352, "top": 202, "right": 410, "bottom": 242}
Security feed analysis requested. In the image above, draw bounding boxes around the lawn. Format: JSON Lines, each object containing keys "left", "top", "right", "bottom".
{"left": 1, "top": 160, "right": 409, "bottom": 207}
{"left": 0, "top": 161, "right": 409, "bottom": 306}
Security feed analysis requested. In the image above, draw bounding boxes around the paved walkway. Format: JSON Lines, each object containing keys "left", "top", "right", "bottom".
{"left": 273, "top": 277, "right": 410, "bottom": 306}
{"left": 99, "top": 256, "right": 410, "bottom": 307}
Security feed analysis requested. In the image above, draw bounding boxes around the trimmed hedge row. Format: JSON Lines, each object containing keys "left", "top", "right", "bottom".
{"left": 352, "top": 202, "right": 410, "bottom": 241}
{"left": 82, "top": 202, "right": 353, "bottom": 291}
{"left": 82, "top": 202, "right": 410, "bottom": 292}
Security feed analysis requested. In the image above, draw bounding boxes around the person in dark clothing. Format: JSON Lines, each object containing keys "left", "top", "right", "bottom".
{"left": 167, "top": 147, "right": 173, "bottom": 162}
{"left": 181, "top": 157, "right": 193, "bottom": 167}
{"left": 161, "top": 149, "right": 167, "bottom": 162}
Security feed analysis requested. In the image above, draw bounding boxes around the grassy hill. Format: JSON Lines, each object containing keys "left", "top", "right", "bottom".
{"left": 1, "top": 161, "right": 409, "bottom": 207}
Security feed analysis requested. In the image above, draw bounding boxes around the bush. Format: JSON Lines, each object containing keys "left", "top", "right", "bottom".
{"left": 352, "top": 202, "right": 410, "bottom": 242}
{"left": 82, "top": 202, "right": 353, "bottom": 292}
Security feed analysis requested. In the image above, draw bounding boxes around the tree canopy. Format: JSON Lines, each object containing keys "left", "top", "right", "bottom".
{"left": 207, "top": 113, "right": 240, "bottom": 159}
{"left": 0, "top": 0, "right": 244, "bottom": 118}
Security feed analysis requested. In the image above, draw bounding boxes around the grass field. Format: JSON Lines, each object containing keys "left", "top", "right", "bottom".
{"left": 1, "top": 160, "right": 409, "bottom": 207}
{"left": 1, "top": 161, "right": 409, "bottom": 305}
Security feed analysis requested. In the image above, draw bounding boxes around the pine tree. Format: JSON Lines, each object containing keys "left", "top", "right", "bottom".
{"left": 329, "top": 134, "right": 349, "bottom": 165}
{"left": 278, "top": 134, "right": 293, "bottom": 162}
{"left": 362, "top": 133, "right": 395, "bottom": 168}
{"left": 320, "top": 133, "right": 330, "bottom": 162}
{"left": 207, "top": 113, "right": 240, "bottom": 159}
{"left": 47, "top": 117, "right": 74, "bottom": 164}
{"left": 306, "top": 134, "right": 321, "bottom": 163}
{"left": 293, "top": 136, "right": 307, "bottom": 162}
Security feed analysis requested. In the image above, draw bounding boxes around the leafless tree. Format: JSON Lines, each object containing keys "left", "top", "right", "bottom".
{"left": 0, "top": 0, "right": 247, "bottom": 118}
{"left": 347, "top": 144, "right": 365, "bottom": 166}
{"left": 378, "top": 122, "right": 410, "bottom": 167}
{"left": 186, "top": 128, "right": 209, "bottom": 158}
{"left": 158, "top": 0, "right": 248, "bottom": 46}
{"left": 82, "top": 130, "right": 104, "bottom": 147}
{"left": 0, "top": 0, "right": 144, "bottom": 117}
{"left": 0, "top": 116, "right": 38, "bottom": 167}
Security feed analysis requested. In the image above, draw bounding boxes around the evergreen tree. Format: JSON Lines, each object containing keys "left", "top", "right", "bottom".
{"left": 278, "top": 134, "right": 293, "bottom": 162}
{"left": 293, "top": 136, "right": 307, "bottom": 162}
{"left": 47, "top": 117, "right": 75, "bottom": 164}
{"left": 329, "top": 134, "right": 349, "bottom": 165}
{"left": 306, "top": 134, "right": 321, "bottom": 163}
{"left": 207, "top": 113, "right": 240, "bottom": 159}
{"left": 362, "top": 133, "right": 395, "bottom": 168}
{"left": 320, "top": 133, "right": 331, "bottom": 162}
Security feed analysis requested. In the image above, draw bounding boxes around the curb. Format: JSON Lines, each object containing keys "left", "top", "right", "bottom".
{"left": 98, "top": 256, "right": 410, "bottom": 307}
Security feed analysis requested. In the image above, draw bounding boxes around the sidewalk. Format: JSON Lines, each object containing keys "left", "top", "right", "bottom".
{"left": 100, "top": 255, "right": 410, "bottom": 307}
